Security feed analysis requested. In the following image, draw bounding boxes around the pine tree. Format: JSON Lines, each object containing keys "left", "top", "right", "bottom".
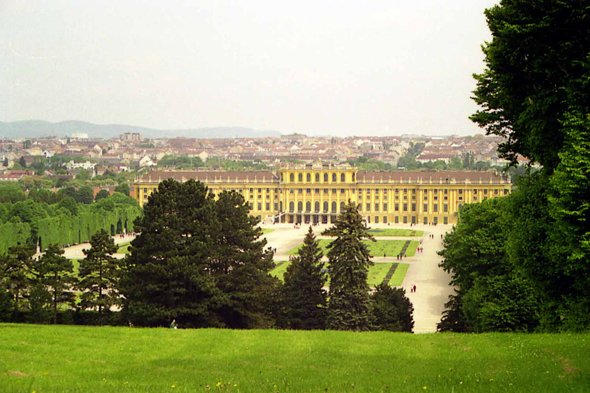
{"left": 212, "top": 190, "right": 279, "bottom": 328}
{"left": 119, "top": 179, "right": 223, "bottom": 327}
{"left": 37, "top": 244, "right": 76, "bottom": 324}
{"left": 322, "top": 201, "right": 375, "bottom": 331}
{"left": 283, "top": 226, "right": 327, "bottom": 330}
{"left": 0, "top": 244, "right": 35, "bottom": 314}
{"left": 78, "top": 230, "right": 119, "bottom": 325}
{"left": 371, "top": 283, "right": 414, "bottom": 332}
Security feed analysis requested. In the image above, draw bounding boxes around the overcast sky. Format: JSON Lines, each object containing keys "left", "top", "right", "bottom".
{"left": 1, "top": 0, "right": 499, "bottom": 136}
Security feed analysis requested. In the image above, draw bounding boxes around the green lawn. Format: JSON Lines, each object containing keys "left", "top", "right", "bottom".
{"left": 388, "top": 263, "right": 409, "bottom": 286}
{"left": 261, "top": 228, "right": 274, "bottom": 235}
{"left": 367, "top": 228, "right": 424, "bottom": 237}
{"left": 1, "top": 324, "right": 589, "bottom": 392}
{"left": 270, "top": 261, "right": 403, "bottom": 287}
{"left": 288, "top": 239, "right": 418, "bottom": 257}
{"left": 117, "top": 242, "right": 131, "bottom": 254}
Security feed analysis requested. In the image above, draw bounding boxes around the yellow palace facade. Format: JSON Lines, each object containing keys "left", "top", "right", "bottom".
{"left": 134, "top": 164, "right": 511, "bottom": 225}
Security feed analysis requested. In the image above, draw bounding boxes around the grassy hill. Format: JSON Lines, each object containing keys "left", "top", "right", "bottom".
{"left": 1, "top": 324, "right": 589, "bottom": 392}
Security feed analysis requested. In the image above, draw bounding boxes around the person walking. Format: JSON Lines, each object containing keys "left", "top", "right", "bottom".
{"left": 413, "top": 285, "right": 417, "bottom": 293}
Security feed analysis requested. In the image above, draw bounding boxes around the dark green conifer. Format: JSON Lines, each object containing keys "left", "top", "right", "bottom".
{"left": 78, "top": 230, "right": 119, "bottom": 325}
{"left": 371, "top": 283, "right": 414, "bottom": 332}
{"left": 283, "top": 226, "right": 327, "bottom": 330}
{"left": 37, "top": 244, "right": 76, "bottom": 324}
{"left": 322, "top": 201, "right": 375, "bottom": 331}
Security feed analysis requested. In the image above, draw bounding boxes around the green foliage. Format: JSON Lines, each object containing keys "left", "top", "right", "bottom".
{"left": 282, "top": 226, "right": 327, "bottom": 330}
{"left": 94, "top": 189, "right": 110, "bottom": 201}
{"left": 157, "top": 155, "right": 269, "bottom": 171}
{"left": 0, "top": 184, "right": 26, "bottom": 203}
{"left": 120, "top": 180, "right": 277, "bottom": 328}
{"left": 0, "top": 244, "right": 35, "bottom": 313}
{"left": 0, "top": 193, "right": 141, "bottom": 255}
{"left": 76, "top": 186, "right": 94, "bottom": 204}
{"left": 322, "top": 201, "right": 375, "bottom": 331}
{"left": 114, "top": 183, "right": 129, "bottom": 196}
{"left": 438, "top": 198, "right": 541, "bottom": 332}
{"left": 346, "top": 156, "right": 395, "bottom": 171}
{"left": 78, "top": 230, "right": 120, "bottom": 325}
{"left": 370, "top": 283, "right": 414, "bottom": 332}
{"left": 157, "top": 155, "right": 205, "bottom": 169}
{"left": 470, "top": 1, "right": 588, "bottom": 170}
{"left": 37, "top": 244, "right": 76, "bottom": 324}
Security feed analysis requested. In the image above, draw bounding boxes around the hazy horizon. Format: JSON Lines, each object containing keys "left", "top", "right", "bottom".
{"left": 1, "top": 1, "right": 499, "bottom": 137}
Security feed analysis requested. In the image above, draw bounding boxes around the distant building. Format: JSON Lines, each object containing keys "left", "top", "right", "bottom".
{"left": 71, "top": 133, "right": 89, "bottom": 139}
{"left": 134, "top": 165, "right": 511, "bottom": 225}
{"left": 120, "top": 133, "right": 142, "bottom": 142}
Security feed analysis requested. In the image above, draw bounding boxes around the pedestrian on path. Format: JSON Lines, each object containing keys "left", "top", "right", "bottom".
{"left": 413, "top": 285, "right": 417, "bottom": 293}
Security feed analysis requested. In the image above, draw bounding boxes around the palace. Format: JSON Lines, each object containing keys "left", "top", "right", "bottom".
{"left": 133, "top": 164, "right": 511, "bottom": 225}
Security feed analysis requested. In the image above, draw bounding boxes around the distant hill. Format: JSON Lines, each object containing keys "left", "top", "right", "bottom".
{"left": 0, "top": 120, "right": 282, "bottom": 139}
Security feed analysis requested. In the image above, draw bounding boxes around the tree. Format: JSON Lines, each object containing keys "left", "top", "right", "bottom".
{"left": 95, "top": 189, "right": 110, "bottom": 201}
{"left": 120, "top": 180, "right": 278, "bottom": 328}
{"left": 114, "top": 183, "right": 130, "bottom": 196}
{"left": 0, "top": 244, "right": 35, "bottom": 314}
{"left": 470, "top": 1, "right": 589, "bottom": 170}
{"left": 19, "top": 156, "right": 27, "bottom": 168}
{"left": 322, "top": 201, "right": 375, "bottom": 331}
{"left": 438, "top": 198, "right": 541, "bottom": 332}
{"left": 76, "top": 169, "right": 90, "bottom": 181}
{"left": 371, "top": 283, "right": 414, "bottom": 332}
{"left": 282, "top": 226, "right": 327, "bottom": 330}
{"left": 57, "top": 197, "right": 78, "bottom": 216}
{"left": 2, "top": 157, "right": 8, "bottom": 167}
{"left": 37, "top": 244, "right": 76, "bottom": 324}
{"left": 78, "top": 230, "right": 120, "bottom": 325}
{"left": 212, "top": 190, "right": 279, "bottom": 328}
{"left": 76, "top": 186, "right": 94, "bottom": 204}
{"left": 120, "top": 179, "right": 223, "bottom": 327}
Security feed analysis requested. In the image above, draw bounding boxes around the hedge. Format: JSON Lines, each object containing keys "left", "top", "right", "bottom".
{"left": 0, "top": 200, "right": 142, "bottom": 254}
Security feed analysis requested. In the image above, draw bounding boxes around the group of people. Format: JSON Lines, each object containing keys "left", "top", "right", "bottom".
{"left": 395, "top": 253, "right": 407, "bottom": 260}
{"left": 410, "top": 285, "right": 417, "bottom": 293}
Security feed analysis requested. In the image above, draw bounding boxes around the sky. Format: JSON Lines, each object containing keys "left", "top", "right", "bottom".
{"left": 1, "top": 0, "right": 499, "bottom": 137}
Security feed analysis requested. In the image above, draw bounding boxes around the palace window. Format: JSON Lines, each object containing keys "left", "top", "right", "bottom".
{"left": 306, "top": 201, "right": 311, "bottom": 212}
{"left": 383, "top": 203, "right": 388, "bottom": 212}
{"left": 298, "top": 173, "right": 303, "bottom": 182}
{"left": 443, "top": 204, "right": 448, "bottom": 212}
{"left": 297, "top": 201, "right": 303, "bottom": 212}
{"left": 375, "top": 203, "right": 379, "bottom": 212}
{"left": 434, "top": 204, "right": 438, "bottom": 212}
{"left": 307, "top": 173, "right": 311, "bottom": 182}
{"left": 289, "top": 202, "right": 294, "bottom": 212}
{"left": 332, "top": 201, "right": 337, "bottom": 212}
{"left": 341, "top": 173, "right": 345, "bottom": 182}
{"left": 332, "top": 173, "right": 337, "bottom": 182}
{"left": 403, "top": 203, "right": 408, "bottom": 212}
{"left": 340, "top": 202, "right": 345, "bottom": 211}
{"left": 324, "top": 173, "right": 328, "bottom": 182}
{"left": 424, "top": 204, "right": 428, "bottom": 212}
{"left": 257, "top": 203, "right": 261, "bottom": 210}
{"left": 366, "top": 203, "right": 371, "bottom": 212}
{"left": 412, "top": 203, "right": 416, "bottom": 212}
{"left": 323, "top": 201, "right": 329, "bottom": 212}
{"left": 290, "top": 174, "right": 294, "bottom": 182}
{"left": 395, "top": 203, "right": 399, "bottom": 211}
{"left": 266, "top": 203, "right": 270, "bottom": 211}
{"left": 315, "top": 173, "right": 320, "bottom": 182}
{"left": 315, "top": 201, "right": 320, "bottom": 212}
